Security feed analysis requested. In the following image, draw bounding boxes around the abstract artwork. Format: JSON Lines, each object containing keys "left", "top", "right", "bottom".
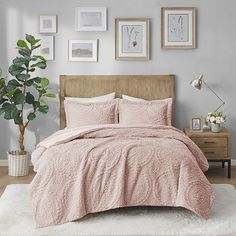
{"left": 39, "top": 15, "right": 57, "bottom": 34}
{"left": 115, "top": 18, "right": 150, "bottom": 60}
{"left": 68, "top": 40, "right": 98, "bottom": 62}
{"left": 75, "top": 7, "right": 107, "bottom": 31}
{"left": 161, "top": 7, "right": 196, "bottom": 49}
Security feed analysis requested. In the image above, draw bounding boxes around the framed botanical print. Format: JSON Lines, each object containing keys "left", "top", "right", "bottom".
{"left": 38, "top": 36, "right": 54, "bottom": 61}
{"left": 190, "top": 116, "right": 203, "bottom": 132}
{"left": 115, "top": 18, "right": 150, "bottom": 60}
{"left": 161, "top": 7, "right": 196, "bottom": 49}
{"left": 75, "top": 7, "right": 107, "bottom": 31}
{"left": 39, "top": 15, "right": 57, "bottom": 34}
{"left": 68, "top": 40, "right": 98, "bottom": 62}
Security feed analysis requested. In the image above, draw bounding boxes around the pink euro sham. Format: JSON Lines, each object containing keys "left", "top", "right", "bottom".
{"left": 64, "top": 99, "right": 118, "bottom": 128}
{"left": 119, "top": 98, "right": 173, "bottom": 126}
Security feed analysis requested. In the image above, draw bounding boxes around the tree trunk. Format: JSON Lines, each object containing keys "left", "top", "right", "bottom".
{"left": 19, "top": 125, "right": 25, "bottom": 154}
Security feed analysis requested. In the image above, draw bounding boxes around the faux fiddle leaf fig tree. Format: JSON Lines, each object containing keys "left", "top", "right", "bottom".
{"left": 0, "top": 34, "right": 55, "bottom": 154}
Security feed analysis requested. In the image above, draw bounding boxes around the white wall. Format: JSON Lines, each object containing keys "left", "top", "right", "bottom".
{"left": 0, "top": 0, "right": 235, "bottom": 160}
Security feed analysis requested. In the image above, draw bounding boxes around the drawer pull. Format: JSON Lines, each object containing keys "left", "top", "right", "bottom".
{"left": 204, "top": 141, "right": 215, "bottom": 144}
{"left": 204, "top": 151, "right": 215, "bottom": 154}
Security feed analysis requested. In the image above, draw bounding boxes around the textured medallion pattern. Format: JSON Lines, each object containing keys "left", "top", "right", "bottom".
{"left": 29, "top": 125, "right": 215, "bottom": 228}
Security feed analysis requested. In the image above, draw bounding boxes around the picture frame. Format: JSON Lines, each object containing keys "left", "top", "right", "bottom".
{"left": 75, "top": 7, "right": 107, "bottom": 31}
{"left": 161, "top": 7, "right": 196, "bottom": 49}
{"left": 38, "top": 36, "right": 54, "bottom": 61}
{"left": 68, "top": 40, "right": 98, "bottom": 62}
{"left": 39, "top": 15, "right": 57, "bottom": 34}
{"left": 190, "top": 116, "right": 203, "bottom": 132}
{"left": 115, "top": 18, "right": 150, "bottom": 61}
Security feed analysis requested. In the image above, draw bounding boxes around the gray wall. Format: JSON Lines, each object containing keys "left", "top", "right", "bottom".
{"left": 0, "top": 0, "right": 235, "bottom": 160}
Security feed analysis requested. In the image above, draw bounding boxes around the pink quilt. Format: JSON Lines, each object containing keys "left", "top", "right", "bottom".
{"left": 29, "top": 125, "right": 215, "bottom": 228}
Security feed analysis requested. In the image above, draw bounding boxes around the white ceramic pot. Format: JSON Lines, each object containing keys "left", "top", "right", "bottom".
{"left": 7, "top": 151, "right": 30, "bottom": 176}
{"left": 211, "top": 123, "right": 221, "bottom": 133}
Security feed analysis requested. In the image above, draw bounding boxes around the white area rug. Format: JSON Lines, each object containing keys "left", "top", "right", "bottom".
{"left": 0, "top": 184, "right": 236, "bottom": 236}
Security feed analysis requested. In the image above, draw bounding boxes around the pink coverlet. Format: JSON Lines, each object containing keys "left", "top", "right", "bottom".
{"left": 29, "top": 125, "right": 215, "bottom": 228}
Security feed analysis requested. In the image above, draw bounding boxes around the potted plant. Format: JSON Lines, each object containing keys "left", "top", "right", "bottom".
{"left": 0, "top": 34, "right": 55, "bottom": 176}
{"left": 206, "top": 112, "right": 226, "bottom": 133}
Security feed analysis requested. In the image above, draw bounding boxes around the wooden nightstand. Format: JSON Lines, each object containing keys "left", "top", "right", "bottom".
{"left": 185, "top": 128, "right": 231, "bottom": 178}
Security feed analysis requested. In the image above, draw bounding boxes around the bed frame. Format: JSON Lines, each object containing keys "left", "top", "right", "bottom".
{"left": 60, "top": 75, "right": 175, "bottom": 129}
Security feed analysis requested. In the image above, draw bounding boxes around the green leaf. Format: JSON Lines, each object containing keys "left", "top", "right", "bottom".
{"left": 33, "top": 55, "right": 46, "bottom": 62}
{"left": 31, "top": 77, "right": 41, "bottom": 83}
{"left": 8, "top": 79, "right": 22, "bottom": 90}
{"left": 33, "top": 101, "right": 40, "bottom": 110}
{"left": 0, "top": 78, "right": 5, "bottom": 86}
{"left": 13, "top": 92, "right": 25, "bottom": 105}
{"left": 27, "top": 112, "right": 36, "bottom": 121}
{"left": 31, "top": 62, "right": 47, "bottom": 69}
{"left": 14, "top": 111, "right": 22, "bottom": 125}
{"left": 44, "top": 93, "right": 56, "bottom": 98}
{"left": 9, "top": 65, "right": 25, "bottom": 76}
{"left": 26, "top": 34, "right": 35, "bottom": 45}
{"left": 29, "top": 68, "right": 35, "bottom": 72}
{"left": 17, "top": 40, "right": 28, "bottom": 49}
{"left": 40, "top": 77, "right": 49, "bottom": 88}
{"left": 18, "top": 48, "right": 31, "bottom": 57}
{"left": 25, "top": 92, "right": 34, "bottom": 104}
{"left": 39, "top": 99, "right": 47, "bottom": 106}
{"left": 38, "top": 105, "right": 49, "bottom": 114}
{"left": 32, "top": 44, "right": 41, "bottom": 51}
{"left": 24, "top": 79, "right": 34, "bottom": 86}
{"left": 13, "top": 57, "right": 29, "bottom": 67}
{"left": 3, "top": 104, "right": 18, "bottom": 120}
{"left": 16, "top": 74, "right": 30, "bottom": 82}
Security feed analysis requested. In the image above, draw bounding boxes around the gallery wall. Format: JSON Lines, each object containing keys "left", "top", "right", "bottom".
{"left": 0, "top": 0, "right": 235, "bottom": 160}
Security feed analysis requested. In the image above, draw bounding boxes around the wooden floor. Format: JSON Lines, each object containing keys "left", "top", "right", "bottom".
{"left": 0, "top": 166, "right": 236, "bottom": 197}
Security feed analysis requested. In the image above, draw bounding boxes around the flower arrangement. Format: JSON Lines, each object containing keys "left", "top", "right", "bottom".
{"left": 206, "top": 112, "right": 226, "bottom": 124}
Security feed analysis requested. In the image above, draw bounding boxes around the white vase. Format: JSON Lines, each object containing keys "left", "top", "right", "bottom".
{"left": 211, "top": 123, "right": 221, "bottom": 133}
{"left": 7, "top": 151, "right": 30, "bottom": 176}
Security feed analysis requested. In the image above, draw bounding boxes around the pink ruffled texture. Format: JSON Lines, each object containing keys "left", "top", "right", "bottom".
{"left": 30, "top": 125, "right": 215, "bottom": 228}
{"left": 64, "top": 99, "right": 118, "bottom": 128}
{"left": 119, "top": 98, "right": 173, "bottom": 126}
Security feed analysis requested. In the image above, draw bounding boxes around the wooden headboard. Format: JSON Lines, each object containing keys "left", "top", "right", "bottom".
{"left": 60, "top": 75, "right": 175, "bottom": 129}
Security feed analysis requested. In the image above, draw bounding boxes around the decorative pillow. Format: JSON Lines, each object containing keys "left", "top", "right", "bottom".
{"left": 65, "top": 92, "right": 115, "bottom": 103}
{"left": 122, "top": 95, "right": 173, "bottom": 125}
{"left": 119, "top": 99, "right": 173, "bottom": 126}
{"left": 64, "top": 99, "right": 118, "bottom": 128}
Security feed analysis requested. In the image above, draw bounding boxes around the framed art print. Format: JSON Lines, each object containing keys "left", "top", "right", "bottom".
{"left": 68, "top": 40, "right": 98, "bottom": 62}
{"left": 39, "top": 15, "right": 57, "bottom": 34}
{"left": 190, "top": 116, "right": 203, "bottom": 132}
{"left": 75, "top": 7, "right": 107, "bottom": 31}
{"left": 38, "top": 36, "right": 54, "bottom": 61}
{"left": 161, "top": 7, "right": 196, "bottom": 49}
{"left": 115, "top": 18, "right": 150, "bottom": 60}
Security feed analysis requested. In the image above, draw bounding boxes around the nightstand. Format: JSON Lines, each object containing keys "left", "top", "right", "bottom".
{"left": 185, "top": 128, "right": 231, "bottom": 178}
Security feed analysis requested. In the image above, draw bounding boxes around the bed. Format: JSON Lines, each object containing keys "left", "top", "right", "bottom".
{"left": 29, "top": 75, "right": 215, "bottom": 228}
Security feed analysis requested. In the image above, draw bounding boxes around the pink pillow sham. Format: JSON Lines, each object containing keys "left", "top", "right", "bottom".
{"left": 119, "top": 98, "right": 173, "bottom": 126}
{"left": 64, "top": 99, "right": 118, "bottom": 128}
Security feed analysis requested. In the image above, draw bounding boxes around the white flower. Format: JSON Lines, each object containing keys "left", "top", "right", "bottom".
{"left": 206, "top": 116, "right": 210, "bottom": 122}
{"left": 220, "top": 117, "right": 225, "bottom": 123}
{"left": 210, "top": 116, "right": 216, "bottom": 123}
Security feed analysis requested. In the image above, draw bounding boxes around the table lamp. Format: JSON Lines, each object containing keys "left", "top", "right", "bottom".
{"left": 190, "top": 74, "right": 225, "bottom": 112}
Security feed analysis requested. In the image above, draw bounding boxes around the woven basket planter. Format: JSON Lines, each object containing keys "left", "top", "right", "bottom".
{"left": 7, "top": 151, "right": 30, "bottom": 177}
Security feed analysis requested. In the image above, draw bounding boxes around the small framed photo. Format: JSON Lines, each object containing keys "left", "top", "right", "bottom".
{"left": 75, "top": 7, "right": 107, "bottom": 31}
{"left": 68, "top": 40, "right": 98, "bottom": 62}
{"left": 38, "top": 36, "right": 54, "bottom": 61}
{"left": 161, "top": 7, "right": 196, "bottom": 49}
{"left": 115, "top": 18, "right": 150, "bottom": 61}
{"left": 39, "top": 15, "right": 57, "bottom": 34}
{"left": 190, "top": 116, "right": 203, "bottom": 132}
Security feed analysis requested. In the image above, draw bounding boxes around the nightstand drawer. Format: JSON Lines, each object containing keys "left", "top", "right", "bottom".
{"left": 191, "top": 137, "right": 227, "bottom": 148}
{"left": 201, "top": 147, "right": 228, "bottom": 158}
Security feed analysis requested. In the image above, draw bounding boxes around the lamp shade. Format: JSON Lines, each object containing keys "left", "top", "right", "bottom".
{"left": 190, "top": 74, "right": 203, "bottom": 90}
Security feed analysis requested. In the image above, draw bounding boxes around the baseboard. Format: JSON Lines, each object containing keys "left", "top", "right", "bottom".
{"left": 0, "top": 160, "right": 236, "bottom": 167}
{"left": 0, "top": 160, "right": 32, "bottom": 166}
